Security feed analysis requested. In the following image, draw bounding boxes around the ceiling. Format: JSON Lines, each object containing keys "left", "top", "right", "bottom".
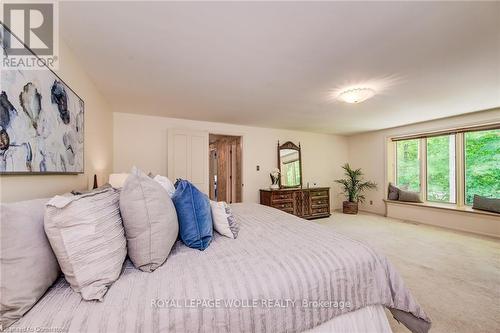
{"left": 60, "top": 1, "right": 500, "bottom": 135}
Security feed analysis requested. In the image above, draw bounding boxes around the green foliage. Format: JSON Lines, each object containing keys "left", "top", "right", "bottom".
{"left": 396, "top": 139, "right": 420, "bottom": 191}
{"left": 427, "top": 135, "right": 455, "bottom": 203}
{"left": 335, "top": 163, "right": 377, "bottom": 203}
{"left": 465, "top": 130, "right": 500, "bottom": 205}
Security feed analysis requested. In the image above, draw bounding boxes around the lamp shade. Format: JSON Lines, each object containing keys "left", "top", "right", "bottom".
{"left": 108, "top": 173, "right": 129, "bottom": 188}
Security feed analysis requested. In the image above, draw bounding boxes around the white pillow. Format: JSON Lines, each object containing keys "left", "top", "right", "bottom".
{"left": 44, "top": 187, "right": 127, "bottom": 301}
{"left": 153, "top": 175, "right": 176, "bottom": 197}
{"left": 210, "top": 201, "right": 239, "bottom": 239}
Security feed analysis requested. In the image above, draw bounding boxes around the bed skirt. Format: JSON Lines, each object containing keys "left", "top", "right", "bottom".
{"left": 306, "top": 305, "right": 392, "bottom": 333}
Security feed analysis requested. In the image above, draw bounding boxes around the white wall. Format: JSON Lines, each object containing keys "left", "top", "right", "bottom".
{"left": 113, "top": 112, "right": 349, "bottom": 210}
{"left": 346, "top": 109, "right": 500, "bottom": 236}
{"left": 0, "top": 42, "right": 114, "bottom": 202}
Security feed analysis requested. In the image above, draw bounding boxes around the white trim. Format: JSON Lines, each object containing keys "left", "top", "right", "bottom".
{"left": 389, "top": 119, "right": 500, "bottom": 141}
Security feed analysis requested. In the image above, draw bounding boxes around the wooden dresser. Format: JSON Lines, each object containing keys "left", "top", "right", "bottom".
{"left": 260, "top": 187, "right": 331, "bottom": 219}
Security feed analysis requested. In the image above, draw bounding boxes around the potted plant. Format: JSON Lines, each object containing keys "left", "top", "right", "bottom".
{"left": 335, "top": 163, "right": 377, "bottom": 214}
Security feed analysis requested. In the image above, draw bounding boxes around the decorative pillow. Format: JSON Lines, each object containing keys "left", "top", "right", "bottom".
{"left": 0, "top": 199, "right": 60, "bottom": 330}
{"left": 172, "top": 179, "right": 213, "bottom": 250}
{"left": 473, "top": 195, "right": 500, "bottom": 214}
{"left": 388, "top": 183, "right": 399, "bottom": 200}
{"left": 398, "top": 189, "right": 423, "bottom": 203}
{"left": 153, "top": 174, "right": 176, "bottom": 198}
{"left": 120, "top": 167, "right": 179, "bottom": 272}
{"left": 210, "top": 201, "right": 239, "bottom": 239}
{"left": 44, "top": 187, "right": 126, "bottom": 301}
{"left": 108, "top": 173, "right": 130, "bottom": 188}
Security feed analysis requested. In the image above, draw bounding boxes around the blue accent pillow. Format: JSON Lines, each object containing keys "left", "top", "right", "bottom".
{"left": 172, "top": 180, "right": 213, "bottom": 250}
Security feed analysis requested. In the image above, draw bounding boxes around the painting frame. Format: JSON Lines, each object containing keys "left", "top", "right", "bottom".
{"left": 0, "top": 23, "right": 85, "bottom": 175}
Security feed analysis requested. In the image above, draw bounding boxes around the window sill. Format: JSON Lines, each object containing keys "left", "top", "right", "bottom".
{"left": 383, "top": 199, "right": 500, "bottom": 217}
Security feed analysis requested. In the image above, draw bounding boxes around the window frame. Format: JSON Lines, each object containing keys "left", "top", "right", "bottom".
{"left": 388, "top": 123, "right": 499, "bottom": 209}
{"left": 395, "top": 138, "right": 422, "bottom": 192}
{"left": 424, "top": 134, "right": 457, "bottom": 204}
{"left": 462, "top": 128, "right": 500, "bottom": 206}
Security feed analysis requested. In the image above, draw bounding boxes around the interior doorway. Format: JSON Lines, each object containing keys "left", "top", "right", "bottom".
{"left": 209, "top": 134, "right": 242, "bottom": 203}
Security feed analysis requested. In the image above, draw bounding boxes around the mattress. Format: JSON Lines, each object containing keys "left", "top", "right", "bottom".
{"left": 12, "top": 203, "right": 429, "bottom": 333}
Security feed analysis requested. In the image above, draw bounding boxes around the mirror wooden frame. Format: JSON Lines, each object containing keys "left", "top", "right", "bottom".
{"left": 277, "top": 141, "right": 303, "bottom": 188}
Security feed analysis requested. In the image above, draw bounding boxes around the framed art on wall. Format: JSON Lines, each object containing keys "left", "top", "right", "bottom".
{"left": 0, "top": 25, "right": 84, "bottom": 174}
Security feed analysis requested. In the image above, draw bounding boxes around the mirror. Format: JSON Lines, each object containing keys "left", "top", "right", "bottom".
{"left": 278, "top": 141, "right": 302, "bottom": 188}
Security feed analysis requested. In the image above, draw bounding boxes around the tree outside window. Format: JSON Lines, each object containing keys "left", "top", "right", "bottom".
{"left": 427, "top": 135, "right": 456, "bottom": 203}
{"left": 396, "top": 139, "right": 420, "bottom": 192}
{"left": 465, "top": 129, "right": 500, "bottom": 205}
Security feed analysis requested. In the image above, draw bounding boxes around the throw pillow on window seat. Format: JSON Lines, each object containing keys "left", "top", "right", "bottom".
{"left": 398, "top": 189, "right": 423, "bottom": 203}
{"left": 472, "top": 195, "right": 500, "bottom": 214}
{"left": 387, "top": 183, "right": 400, "bottom": 200}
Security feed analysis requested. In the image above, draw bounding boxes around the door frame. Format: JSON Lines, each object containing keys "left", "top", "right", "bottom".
{"left": 209, "top": 132, "right": 244, "bottom": 202}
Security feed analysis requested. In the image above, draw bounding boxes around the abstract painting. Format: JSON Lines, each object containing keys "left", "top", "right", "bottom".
{"left": 0, "top": 32, "right": 84, "bottom": 173}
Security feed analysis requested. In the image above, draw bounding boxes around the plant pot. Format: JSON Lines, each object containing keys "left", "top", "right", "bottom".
{"left": 342, "top": 201, "right": 358, "bottom": 214}
{"left": 270, "top": 184, "right": 280, "bottom": 190}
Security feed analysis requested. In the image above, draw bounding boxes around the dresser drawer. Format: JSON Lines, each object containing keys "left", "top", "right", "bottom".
{"left": 271, "top": 192, "right": 294, "bottom": 202}
{"left": 310, "top": 189, "right": 329, "bottom": 198}
{"left": 311, "top": 197, "right": 329, "bottom": 207}
{"left": 272, "top": 201, "right": 294, "bottom": 210}
{"left": 311, "top": 207, "right": 330, "bottom": 215}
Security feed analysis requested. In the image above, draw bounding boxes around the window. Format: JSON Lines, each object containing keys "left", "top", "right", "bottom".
{"left": 464, "top": 129, "right": 500, "bottom": 205}
{"left": 396, "top": 139, "right": 420, "bottom": 191}
{"left": 427, "top": 135, "right": 456, "bottom": 203}
{"left": 390, "top": 124, "right": 499, "bottom": 210}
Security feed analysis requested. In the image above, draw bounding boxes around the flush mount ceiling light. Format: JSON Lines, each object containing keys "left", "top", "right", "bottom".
{"left": 337, "top": 87, "right": 376, "bottom": 104}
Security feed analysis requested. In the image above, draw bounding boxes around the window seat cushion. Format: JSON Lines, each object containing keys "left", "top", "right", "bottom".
{"left": 473, "top": 195, "right": 500, "bottom": 214}
{"left": 398, "top": 189, "right": 423, "bottom": 203}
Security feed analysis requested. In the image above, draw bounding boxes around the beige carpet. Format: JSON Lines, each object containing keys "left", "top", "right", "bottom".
{"left": 314, "top": 212, "right": 500, "bottom": 333}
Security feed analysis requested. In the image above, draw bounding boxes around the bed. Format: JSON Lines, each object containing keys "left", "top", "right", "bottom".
{"left": 11, "top": 203, "right": 430, "bottom": 333}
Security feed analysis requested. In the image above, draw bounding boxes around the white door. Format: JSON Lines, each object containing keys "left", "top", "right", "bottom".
{"left": 167, "top": 129, "right": 209, "bottom": 194}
